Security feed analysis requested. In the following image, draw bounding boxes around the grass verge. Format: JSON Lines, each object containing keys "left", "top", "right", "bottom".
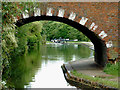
{"left": 103, "top": 62, "right": 119, "bottom": 76}
{"left": 71, "top": 70, "right": 118, "bottom": 88}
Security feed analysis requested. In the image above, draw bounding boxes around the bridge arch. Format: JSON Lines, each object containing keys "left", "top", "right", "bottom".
{"left": 15, "top": 15, "right": 107, "bottom": 67}
{"left": 12, "top": 2, "right": 118, "bottom": 66}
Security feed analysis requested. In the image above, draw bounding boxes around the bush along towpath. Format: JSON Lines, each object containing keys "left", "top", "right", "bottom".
{"left": 61, "top": 57, "right": 118, "bottom": 89}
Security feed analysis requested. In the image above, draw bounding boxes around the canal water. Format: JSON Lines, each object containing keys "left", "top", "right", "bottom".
{"left": 3, "top": 43, "right": 93, "bottom": 88}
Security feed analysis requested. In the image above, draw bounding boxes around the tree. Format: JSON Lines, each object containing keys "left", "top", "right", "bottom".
{"left": 41, "top": 21, "right": 90, "bottom": 41}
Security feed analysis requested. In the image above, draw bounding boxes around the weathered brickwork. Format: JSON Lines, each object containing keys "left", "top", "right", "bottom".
{"left": 46, "top": 2, "right": 118, "bottom": 59}
{"left": 15, "top": 2, "right": 119, "bottom": 66}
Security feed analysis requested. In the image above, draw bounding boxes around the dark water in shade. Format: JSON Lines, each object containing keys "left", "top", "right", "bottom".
{"left": 3, "top": 43, "right": 93, "bottom": 88}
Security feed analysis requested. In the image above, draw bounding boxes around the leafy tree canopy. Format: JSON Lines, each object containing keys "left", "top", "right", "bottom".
{"left": 41, "top": 21, "right": 90, "bottom": 42}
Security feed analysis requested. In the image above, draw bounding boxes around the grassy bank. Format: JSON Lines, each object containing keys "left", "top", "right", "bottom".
{"left": 71, "top": 70, "right": 118, "bottom": 88}
{"left": 103, "top": 62, "right": 119, "bottom": 76}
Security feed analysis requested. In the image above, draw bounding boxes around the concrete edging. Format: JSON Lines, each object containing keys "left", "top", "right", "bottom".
{"left": 61, "top": 64, "right": 117, "bottom": 89}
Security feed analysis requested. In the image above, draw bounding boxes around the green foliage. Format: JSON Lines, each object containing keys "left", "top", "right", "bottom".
{"left": 41, "top": 21, "right": 90, "bottom": 41}
{"left": 2, "top": 24, "right": 18, "bottom": 68}
{"left": 103, "top": 62, "right": 118, "bottom": 76}
{"left": 2, "top": 21, "right": 44, "bottom": 88}
{"left": 14, "top": 21, "right": 43, "bottom": 52}
{"left": 2, "top": 2, "right": 19, "bottom": 24}
{"left": 2, "top": 2, "right": 41, "bottom": 25}
{"left": 42, "top": 35, "right": 46, "bottom": 44}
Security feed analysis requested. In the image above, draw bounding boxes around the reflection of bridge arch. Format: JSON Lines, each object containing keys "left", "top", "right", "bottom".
{"left": 14, "top": 2, "right": 118, "bottom": 67}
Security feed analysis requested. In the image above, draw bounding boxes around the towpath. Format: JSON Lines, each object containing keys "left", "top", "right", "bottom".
{"left": 65, "top": 57, "right": 118, "bottom": 82}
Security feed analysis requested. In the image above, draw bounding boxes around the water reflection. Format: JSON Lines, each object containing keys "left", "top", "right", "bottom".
{"left": 40, "top": 44, "right": 92, "bottom": 62}
{"left": 3, "top": 43, "right": 93, "bottom": 88}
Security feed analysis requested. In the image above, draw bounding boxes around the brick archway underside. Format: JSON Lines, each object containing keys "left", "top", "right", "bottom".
{"left": 16, "top": 16, "right": 108, "bottom": 67}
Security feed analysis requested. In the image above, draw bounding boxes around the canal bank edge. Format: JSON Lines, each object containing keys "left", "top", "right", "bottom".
{"left": 61, "top": 64, "right": 118, "bottom": 89}
{"left": 68, "top": 41, "right": 94, "bottom": 50}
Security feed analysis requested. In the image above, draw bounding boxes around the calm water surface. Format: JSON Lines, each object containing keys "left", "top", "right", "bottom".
{"left": 5, "top": 43, "right": 93, "bottom": 88}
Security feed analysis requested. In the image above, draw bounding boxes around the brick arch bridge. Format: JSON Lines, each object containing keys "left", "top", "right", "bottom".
{"left": 14, "top": 2, "right": 118, "bottom": 67}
